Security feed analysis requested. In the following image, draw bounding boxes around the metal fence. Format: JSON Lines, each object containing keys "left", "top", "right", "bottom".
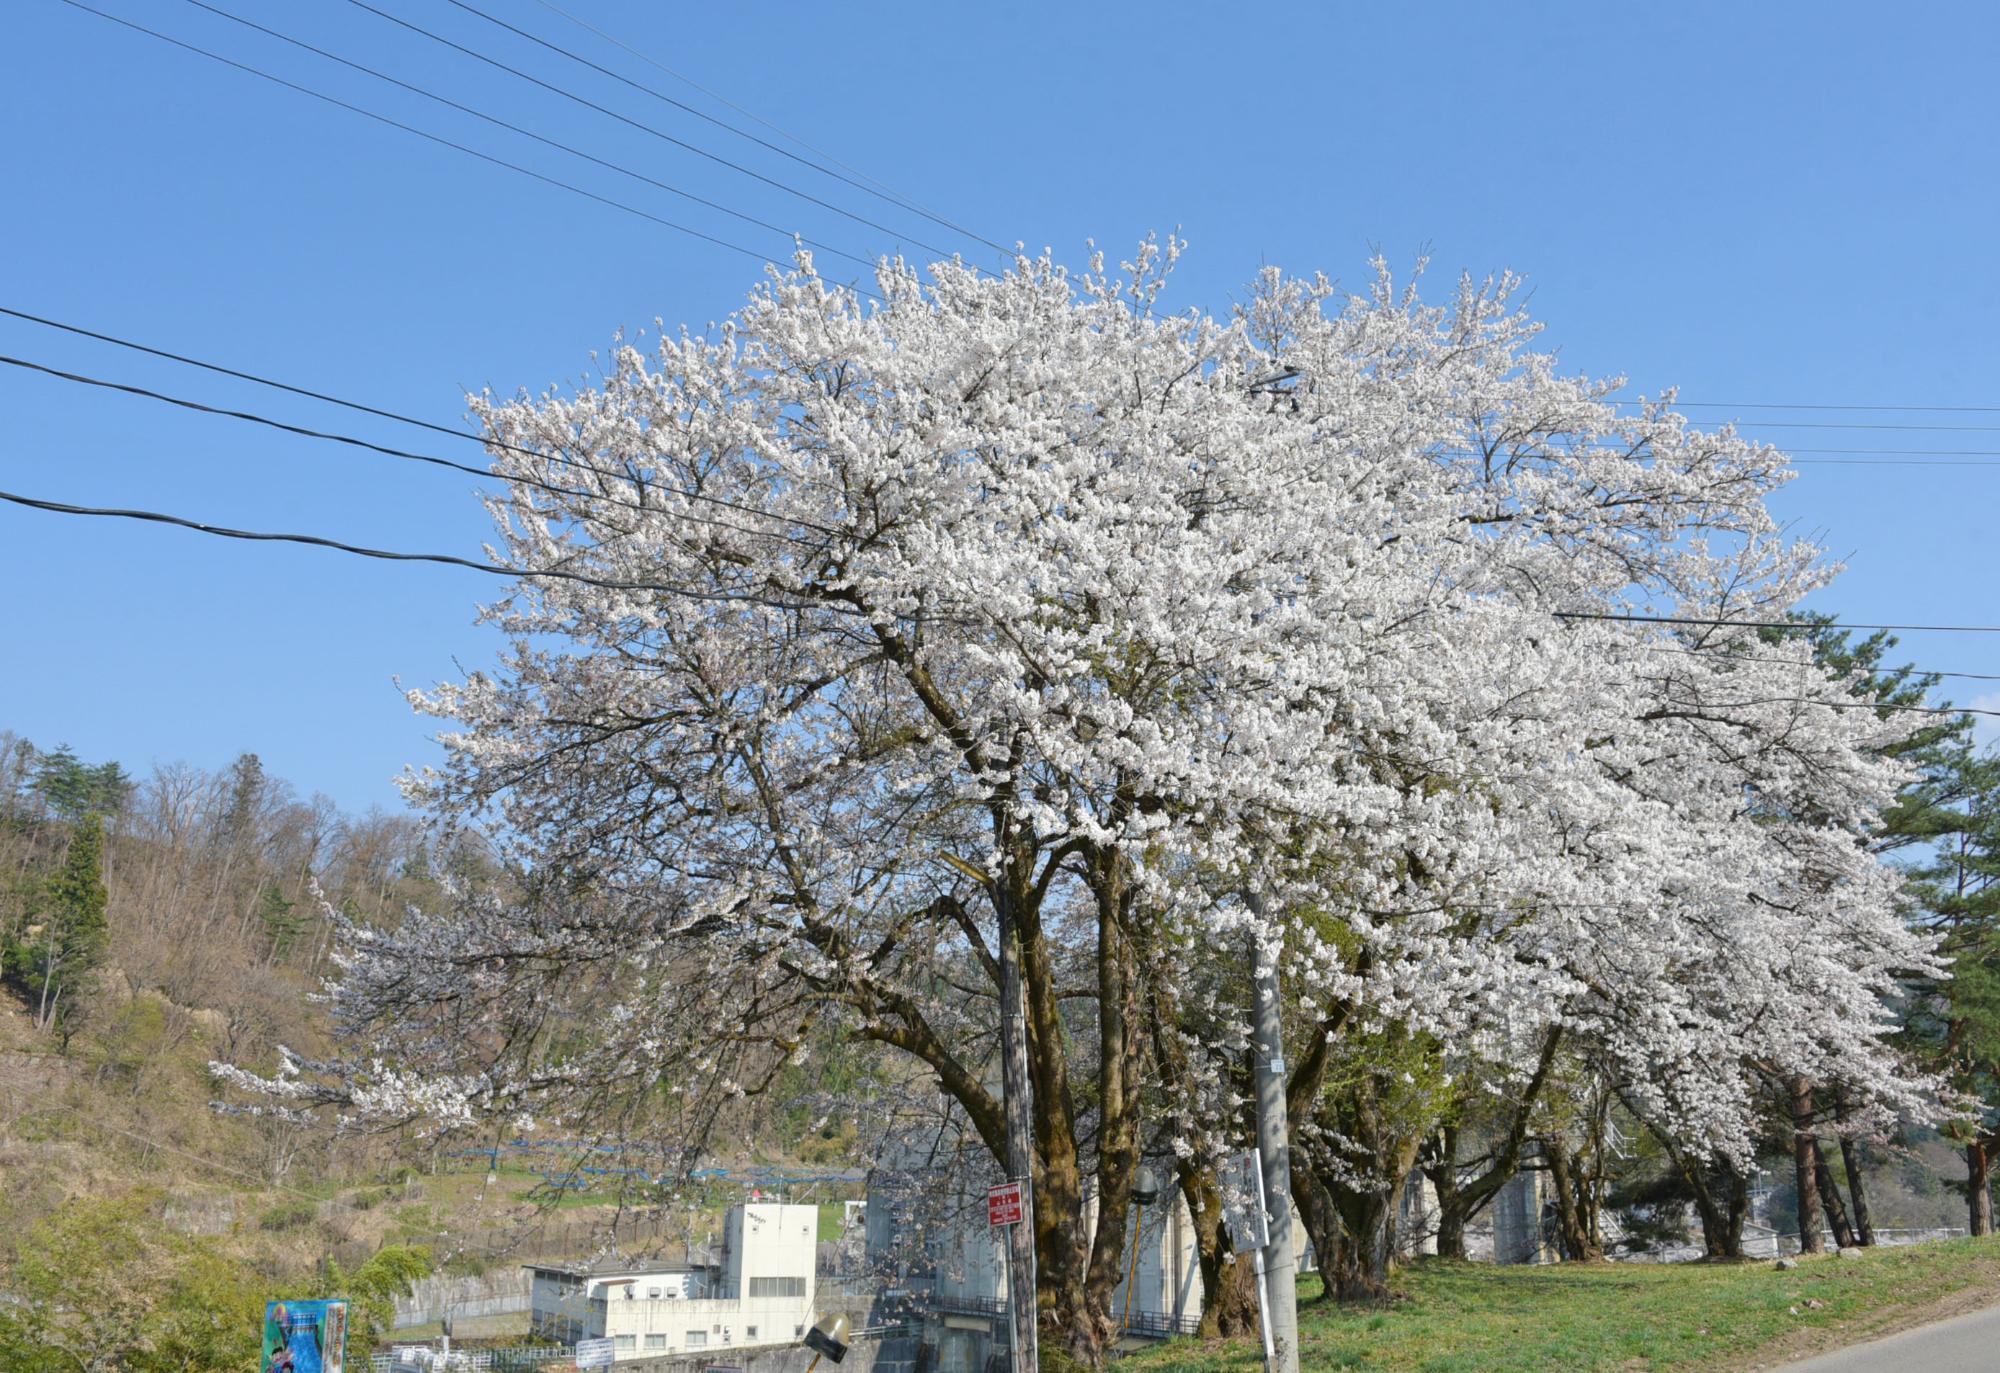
{"left": 372, "top": 1345, "right": 573, "bottom": 1373}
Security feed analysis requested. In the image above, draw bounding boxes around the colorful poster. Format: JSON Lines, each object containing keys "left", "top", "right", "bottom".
{"left": 261, "top": 1299, "right": 348, "bottom": 1373}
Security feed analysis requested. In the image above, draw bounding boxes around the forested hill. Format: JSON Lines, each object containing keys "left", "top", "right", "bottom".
{"left": 0, "top": 731, "right": 451, "bottom": 1058}
{"left": 0, "top": 731, "right": 486, "bottom": 1363}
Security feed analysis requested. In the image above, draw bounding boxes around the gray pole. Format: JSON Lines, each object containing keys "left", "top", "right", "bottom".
{"left": 997, "top": 878, "right": 1041, "bottom": 1373}
{"left": 1245, "top": 891, "right": 1301, "bottom": 1373}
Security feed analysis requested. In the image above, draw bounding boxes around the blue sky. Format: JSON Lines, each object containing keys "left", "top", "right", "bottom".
{"left": 3, "top": 0, "right": 1996, "bottom": 813}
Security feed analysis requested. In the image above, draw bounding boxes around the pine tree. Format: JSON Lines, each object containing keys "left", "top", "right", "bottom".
{"left": 7, "top": 812, "right": 109, "bottom": 1042}
{"left": 1904, "top": 748, "right": 2000, "bottom": 1233}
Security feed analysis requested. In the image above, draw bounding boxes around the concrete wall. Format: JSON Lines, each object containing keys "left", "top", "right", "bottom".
{"left": 617, "top": 1334, "right": 921, "bottom": 1373}
{"left": 1107, "top": 1192, "right": 1203, "bottom": 1326}
{"left": 1492, "top": 1170, "right": 1554, "bottom": 1265}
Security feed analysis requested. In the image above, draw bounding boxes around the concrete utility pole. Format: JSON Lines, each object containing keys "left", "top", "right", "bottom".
{"left": 996, "top": 878, "right": 1041, "bottom": 1373}
{"left": 1244, "top": 890, "right": 1301, "bottom": 1373}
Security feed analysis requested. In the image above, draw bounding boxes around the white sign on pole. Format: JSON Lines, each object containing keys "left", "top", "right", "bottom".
{"left": 574, "top": 1337, "right": 616, "bottom": 1368}
{"left": 1218, "top": 1148, "right": 1269, "bottom": 1255}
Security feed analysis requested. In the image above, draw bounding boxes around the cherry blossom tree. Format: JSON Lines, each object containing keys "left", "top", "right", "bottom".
{"left": 220, "top": 244, "right": 1943, "bottom": 1355}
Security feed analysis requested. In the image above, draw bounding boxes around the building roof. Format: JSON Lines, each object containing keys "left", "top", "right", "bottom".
{"left": 524, "top": 1260, "right": 719, "bottom": 1280}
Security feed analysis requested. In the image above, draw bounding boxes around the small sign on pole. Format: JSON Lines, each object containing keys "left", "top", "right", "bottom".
{"left": 1219, "top": 1149, "right": 1269, "bottom": 1254}
{"left": 574, "top": 1336, "right": 616, "bottom": 1368}
{"left": 988, "top": 1179, "right": 1024, "bottom": 1227}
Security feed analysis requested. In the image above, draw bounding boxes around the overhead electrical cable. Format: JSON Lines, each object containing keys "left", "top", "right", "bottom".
{"left": 437, "top": 0, "right": 1012, "bottom": 258}
{"left": 530, "top": 0, "right": 971, "bottom": 236}
{"left": 1620, "top": 399, "right": 2000, "bottom": 415}
{"left": 0, "top": 305, "right": 847, "bottom": 539}
{"left": 1646, "top": 696, "right": 2000, "bottom": 720}
{"left": 0, "top": 487, "right": 850, "bottom": 612}
{"left": 1783, "top": 457, "right": 2000, "bottom": 467}
{"left": 339, "top": 0, "right": 960, "bottom": 262}
{"left": 1667, "top": 419, "right": 2000, "bottom": 434}
{"left": 180, "top": 0, "right": 880, "bottom": 271}
{"left": 12, "top": 480, "right": 1997, "bottom": 719}
{"left": 1556, "top": 611, "right": 2000, "bottom": 634}
{"left": 1643, "top": 646, "right": 2000, "bottom": 683}
{"left": 53, "top": 1, "right": 883, "bottom": 301}
{"left": 1433, "top": 445, "right": 2000, "bottom": 468}
{"left": 0, "top": 353, "right": 827, "bottom": 548}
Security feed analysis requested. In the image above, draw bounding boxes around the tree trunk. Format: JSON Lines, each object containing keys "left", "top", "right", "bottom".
{"left": 1839, "top": 1136, "right": 1874, "bottom": 1246}
{"left": 1542, "top": 1139, "right": 1601, "bottom": 1262}
{"left": 1969, "top": 1140, "right": 1994, "bottom": 1238}
{"left": 1328, "top": 1184, "right": 1396, "bottom": 1301}
{"left": 1423, "top": 1031, "right": 1563, "bottom": 1263}
{"left": 1179, "top": 1160, "right": 1258, "bottom": 1337}
{"left": 1791, "top": 1077, "right": 1824, "bottom": 1254}
{"left": 1289, "top": 1159, "right": 1344, "bottom": 1303}
{"left": 1680, "top": 1156, "right": 1747, "bottom": 1260}
{"left": 1721, "top": 1162, "right": 1750, "bottom": 1258}
{"left": 1425, "top": 1126, "right": 1467, "bottom": 1261}
{"left": 1813, "top": 1141, "right": 1856, "bottom": 1250}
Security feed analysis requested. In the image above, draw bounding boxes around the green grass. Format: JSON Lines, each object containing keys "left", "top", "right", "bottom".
{"left": 1126, "top": 1240, "right": 2000, "bottom": 1372}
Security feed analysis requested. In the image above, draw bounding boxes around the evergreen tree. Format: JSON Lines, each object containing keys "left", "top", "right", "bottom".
{"left": 220, "top": 751, "right": 266, "bottom": 847}
{"left": 30, "top": 744, "right": 95, "bottom": 823}
{"left": 1903, "top": 747, "right": 2000, "bottom": 1233}
{"left": 7, "top": 812, "right": 110, "bottom": 1040}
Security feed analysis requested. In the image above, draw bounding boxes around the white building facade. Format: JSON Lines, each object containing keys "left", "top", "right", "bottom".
{"left": 528, "top": 1202, "right": 819, "bottom": 1360}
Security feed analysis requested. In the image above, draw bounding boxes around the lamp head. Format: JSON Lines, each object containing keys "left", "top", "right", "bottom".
{"left": 803, "top": 1312, "right": 850, "bottom": 1363}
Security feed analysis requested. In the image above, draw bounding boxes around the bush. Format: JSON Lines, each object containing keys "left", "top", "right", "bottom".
{"left": 259, "top": 1198, "right": 318, "bottom": 1231}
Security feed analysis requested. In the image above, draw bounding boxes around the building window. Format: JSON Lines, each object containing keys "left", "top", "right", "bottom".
{"left": 614, "top": 1335, "right": 635, "bottom": 1352}
{"left": 647, "top": 1288, "right": 660, "bottom": 1299}
{"left": 644, "top": 1335, "right": 666, "bottom": 1350}
{"left": 795, "top": 1325, "right": 805, "bottom": 1339}
{"left": 748, "top": 1276, "right": 807, "bottom": 1298}
{"left": 686, "top": 1331, "right": 707, "bottom": 1349}
{"left": 746, "top": 1327, "right": 758, "bottom": 1341}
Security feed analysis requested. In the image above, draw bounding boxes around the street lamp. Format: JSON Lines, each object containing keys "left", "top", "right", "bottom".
{"left": 802, "top": 1312, "right": 850, "bottom": 1369}
{"left": 1121, "top": 1165, "right": 1162, "bottom": 1334}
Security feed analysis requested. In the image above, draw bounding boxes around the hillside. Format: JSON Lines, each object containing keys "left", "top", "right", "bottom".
{"left": 0, "top": 731, "right": 864, "bottom": 1367}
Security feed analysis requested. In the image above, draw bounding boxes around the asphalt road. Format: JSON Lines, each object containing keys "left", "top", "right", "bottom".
{"left": 1781, "top": 1302, "right": 2000, "bottom": 1371}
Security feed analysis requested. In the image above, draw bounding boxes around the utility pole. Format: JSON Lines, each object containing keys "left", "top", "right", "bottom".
{"left": 1244, "top": 890, "right": 1300, "bottom": 1373}
{"left": 997, "top": 873, "right": 1041, "bottom": 1373}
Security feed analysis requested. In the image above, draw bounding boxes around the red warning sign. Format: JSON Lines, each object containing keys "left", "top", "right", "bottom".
{"left": 988, "top": 1180, "right": 1023, "bottom": 1227}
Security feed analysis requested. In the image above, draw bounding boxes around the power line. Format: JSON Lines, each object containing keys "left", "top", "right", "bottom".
{"left": 0, "top": 305, "right": 846, "bottom": 538}
{"left": 1689, "top": 419, "right": 2000, "bottom": 433}
{"left": 1437, "top": 445, "right": 2000, "bottom": 469}
{"left": 531, "top": 0, "right": 971, "bottom": 240}
{"left": 180, "top": 0, "right": 881, "bottom": 272}
{"left": 0, "top": 486, "right": 846, "bottom": 611}
{"left": 439, "top": 0, "right": 1012, "bottom": 258}
{"left": 1557, "top": 611, "right": 2000, "bottom": 634}
{"left": 94, "top": 1119, "right": 333, "bottom": 1201}
{"left": 1643, "top": 646, "right": 2000, "bottom": 684}
{"left": 1622, "top": 399, "right": 2000, "bottom": 415}
{"left": 55, "top": 1, "right": 882, "bottom": 301}
{"left": 1652, "top": 696, "right": 2000, "bottom": 721}
{"left": 1787, "top": 459, "right": 1999, "bottom": 468}
{"left": 1792, "top": 452, "right": 2000, "bottom": 462}
{"left": 0, "top": 352, "right": 827, "bottom": 548}
{"left": 339, "top": 0, "right": 960, "bottom": 263}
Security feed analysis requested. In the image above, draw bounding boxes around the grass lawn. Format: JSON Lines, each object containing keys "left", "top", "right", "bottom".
{"left": 1125, "top": 1239, "right": 2000, "bottom": 1372}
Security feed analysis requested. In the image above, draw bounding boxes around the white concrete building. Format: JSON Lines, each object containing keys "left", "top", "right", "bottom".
{"left": 527, "top": 1202, "right": 819, "bottom": 1360}
{"left": 1104, "top": 1191, "right": 1204, "bottom": 1339}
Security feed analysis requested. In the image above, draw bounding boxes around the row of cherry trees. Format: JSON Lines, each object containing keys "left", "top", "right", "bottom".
{"left": 224, "top": 247, "right": 1966, "bottom": 1362}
